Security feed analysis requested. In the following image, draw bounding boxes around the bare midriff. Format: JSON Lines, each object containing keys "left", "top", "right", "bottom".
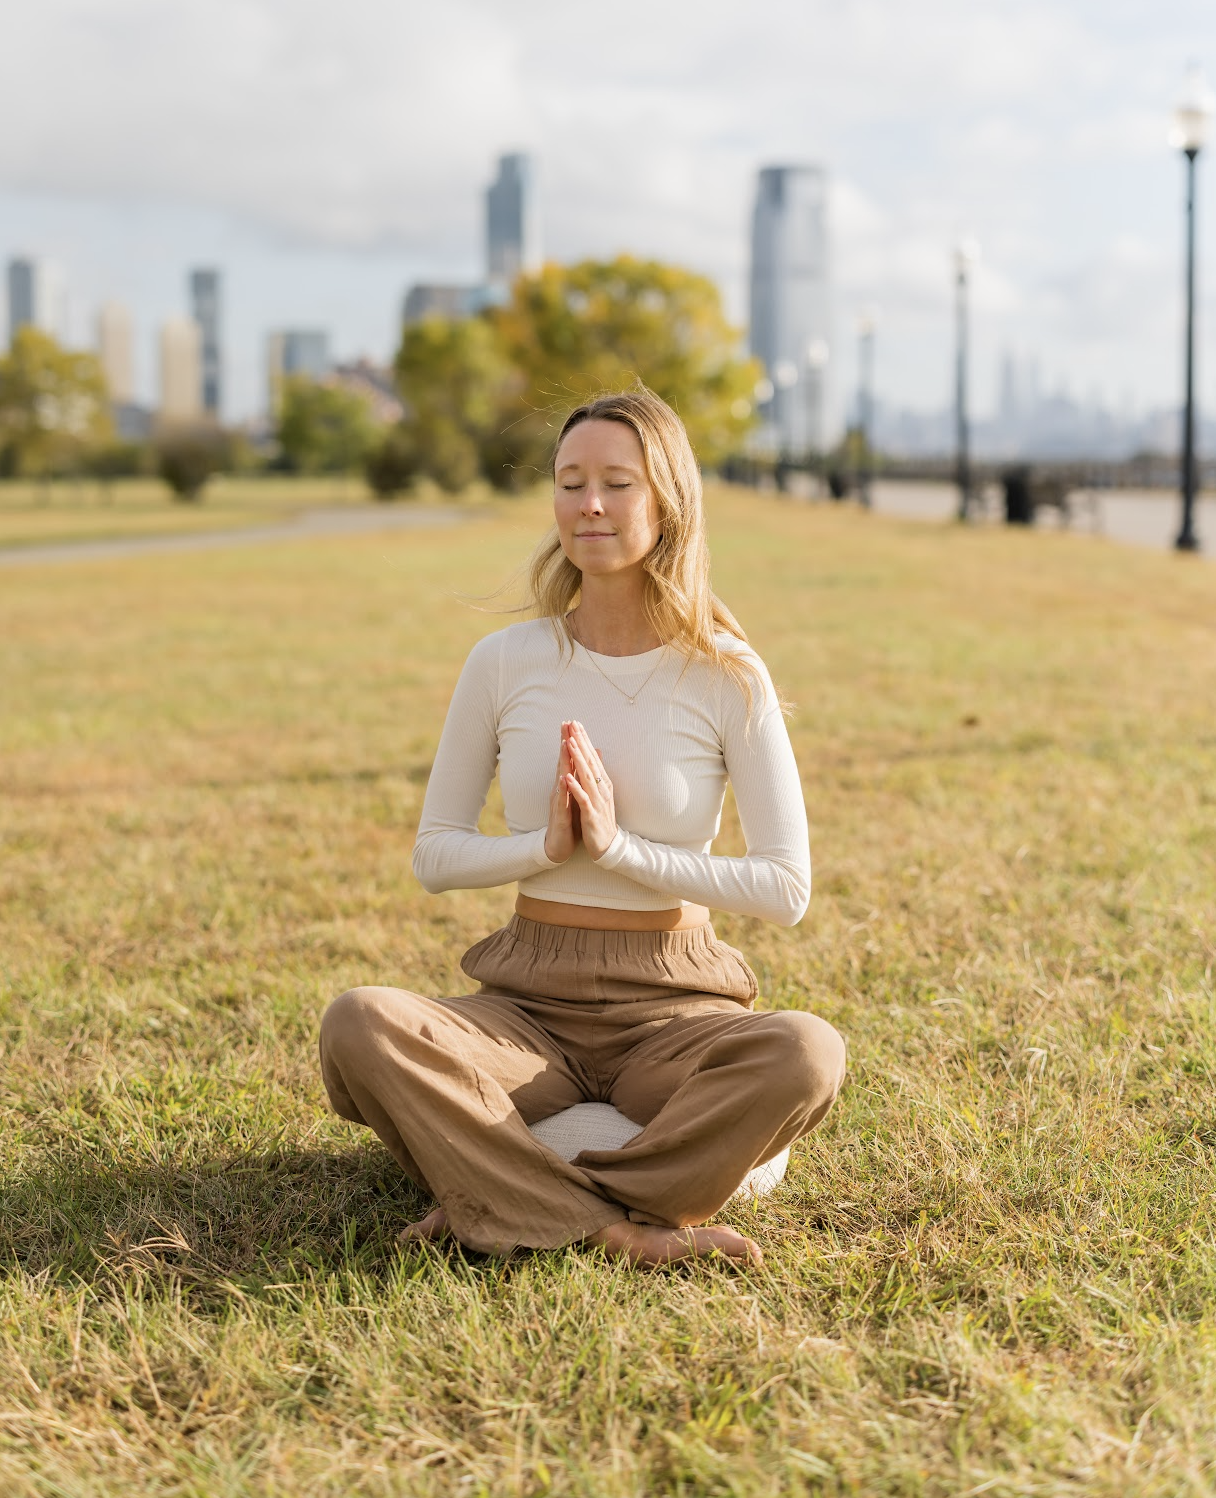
{"left": 514, "top": 894, "right": 711, "bottom": 931}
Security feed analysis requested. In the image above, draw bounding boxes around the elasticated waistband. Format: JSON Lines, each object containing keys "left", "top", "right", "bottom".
{"left": 459, "top": 916, "right": 758, "bottom": 1007}
{"left": 502, "top": 914, "right": 719, "bottom": 958}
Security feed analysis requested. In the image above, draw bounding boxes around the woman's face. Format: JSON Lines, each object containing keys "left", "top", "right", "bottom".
{"left": 553, "top": 419, "right": 661, "bottom": 579}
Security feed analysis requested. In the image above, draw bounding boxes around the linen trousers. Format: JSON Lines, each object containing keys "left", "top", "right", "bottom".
{"left": 319, "top": 915, "right": 846, "bottom": 1254}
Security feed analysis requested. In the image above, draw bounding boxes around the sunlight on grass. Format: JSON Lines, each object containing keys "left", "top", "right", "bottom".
{"left": 1, "top": 488, "right": 1214, "bottom": 1494}
{"left": 0, "top": 474, "right": 503, "bottom": 551}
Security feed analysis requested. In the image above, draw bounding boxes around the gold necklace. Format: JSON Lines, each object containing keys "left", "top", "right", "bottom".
{"left": 570, "top": 623, "right": 667, "bottom": 707}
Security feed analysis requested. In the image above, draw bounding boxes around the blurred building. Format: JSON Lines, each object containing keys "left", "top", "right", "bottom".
{"left": 748, "top": 165, "right": 831, "bottom": 455}
{"left": 6, "top": 257, "right": 67, "bottom": 344}
{"left": 401, "top": 284, "right": 491, "bottom": 325}
{"left": 399, "top": 151, "right": 539, "bottom": 333}
{"left": 97, "top": 301, "right": 134, "bottom": 403}
{"left": 98, "top": 301, "right": 154, "bottom": 439}
{"left": 486, "top": 152, "right": 539, "bottom": 287}
{"left": 267, "top": 329, "right": 331, "bottom": 412}
{"left": 190, "top": 268, "right": 223, "bottom": 417}
{"left": 159, "top": 316, "right": 203, "bottom": 422}
{"left": 330, "top": 358, "right": 405, "bottom": 424}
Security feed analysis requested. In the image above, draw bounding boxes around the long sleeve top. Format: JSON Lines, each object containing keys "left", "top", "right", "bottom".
{"left": 411, "top": 618, "right": 811, "bottom": 926}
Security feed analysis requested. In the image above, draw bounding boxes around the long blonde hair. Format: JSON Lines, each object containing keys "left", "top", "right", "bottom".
{"left": 523, "top": 386, "right": 760, "bottom": 710}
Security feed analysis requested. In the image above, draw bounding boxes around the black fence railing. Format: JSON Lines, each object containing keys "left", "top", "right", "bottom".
{"left": 719, "top": 452, "right": 1216, "bottom": 495}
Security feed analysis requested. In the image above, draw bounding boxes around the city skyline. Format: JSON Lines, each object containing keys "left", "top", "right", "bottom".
{"left": 1, "top": 0, "right": 1214, "bottom": 435}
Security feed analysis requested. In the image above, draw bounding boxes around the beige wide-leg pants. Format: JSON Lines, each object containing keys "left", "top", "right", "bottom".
{"left": 319, "top": 916, "right": 845, "bottom": 1254}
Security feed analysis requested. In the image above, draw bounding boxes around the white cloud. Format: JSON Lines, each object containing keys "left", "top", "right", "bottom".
{"left": 0, "top": 0, "right": 530, "bottom": 249}
{"left": 1, "top": 0, "right": 1212, "bottom": 418}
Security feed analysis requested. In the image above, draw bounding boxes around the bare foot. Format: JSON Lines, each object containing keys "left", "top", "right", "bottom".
{"left": 586, "top": 1220, "right": 763, "bottom": 1268}
{"left": 398, "top": 1207, "right": 449, "bottom": 1244}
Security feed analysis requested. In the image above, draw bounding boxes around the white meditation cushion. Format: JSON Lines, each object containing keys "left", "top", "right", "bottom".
{"left": 528, "top": 1101, "right": 789, "bottom": 1199}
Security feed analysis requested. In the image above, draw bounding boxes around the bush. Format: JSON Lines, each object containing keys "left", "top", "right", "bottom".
{"left": 364, "top": 426, "right": 419, "bottom": 500}
{"left": 156, "top": 427, "right": 230, "bottom": 502}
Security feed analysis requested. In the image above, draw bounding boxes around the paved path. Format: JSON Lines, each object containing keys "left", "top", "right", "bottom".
{"left": 3, "top": 486, "right": 1214, "bottom": 569}
{"left": 0, "top": 502, "right": 469, "bottom": 568}
{"left": 868, "top": 480, "right": 1216, "bottom": 558}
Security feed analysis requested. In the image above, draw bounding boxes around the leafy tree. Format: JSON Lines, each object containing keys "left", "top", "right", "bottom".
{"left": 492, "top": 257, "right": 761, "bottom": 467}
{"left": 277, "top": 377, "right": 378, "bottom": 474}
{"left": 88, "top": 441, "right": 154, "bottom": 481}
{"left": 0, "top": 327, "right": 112, "bottom": 476}
{"left": 393, "top": 316, "right": 518, "bottom": 492}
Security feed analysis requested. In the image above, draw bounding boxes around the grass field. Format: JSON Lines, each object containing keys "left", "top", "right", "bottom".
{"left": 2, "top": 487, "right": 1215, "bottom": 1495}
{"left": 0, "top": 474, "right": 490, "bottom": 551}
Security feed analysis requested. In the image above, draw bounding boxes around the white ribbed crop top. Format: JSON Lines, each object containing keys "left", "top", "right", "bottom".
{"left": 411, "top": 618, "right": 811, "bottom": 926}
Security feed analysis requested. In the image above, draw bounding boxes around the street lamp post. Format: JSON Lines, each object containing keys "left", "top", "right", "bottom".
{"left": 954, "top": 238, "right": 980, "bottom": 522}
{"left": 856, "top": 308, "right": 877, "bottom": 508}
{"left": 1170, "top": 66, "right": 1214, "bottom": 553}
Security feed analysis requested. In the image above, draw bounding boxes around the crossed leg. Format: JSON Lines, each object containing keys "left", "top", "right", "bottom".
{"left": 319, "top": 986, "right": 844, "bottom": 1266}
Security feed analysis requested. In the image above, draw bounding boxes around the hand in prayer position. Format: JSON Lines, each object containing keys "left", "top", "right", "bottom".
{"left": 544, "top": 720, "right": 616, "bottom": 864}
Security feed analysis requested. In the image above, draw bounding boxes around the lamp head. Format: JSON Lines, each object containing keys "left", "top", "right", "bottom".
{"left": 1170, "top": 64, "right": 1215, "bottom": 154}
{"left": 805, "top": 338, "right": 830, "bottom": 370}
{"left": 955, "top": 236, "right": 981, "bottom": 273}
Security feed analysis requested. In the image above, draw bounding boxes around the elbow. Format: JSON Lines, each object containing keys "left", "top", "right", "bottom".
{"left": 774, "top": 867, "right": 811, "bottom": 927}
{"left": 774, "top": 897, "right": 808, "bottom": 928}
{"left": 410, "top": 837, "right": 446, "bottom": 895}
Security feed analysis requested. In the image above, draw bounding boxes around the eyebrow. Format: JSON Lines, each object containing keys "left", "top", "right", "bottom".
{"left": 556, "top": 461, "right": 640, "bottom": 475}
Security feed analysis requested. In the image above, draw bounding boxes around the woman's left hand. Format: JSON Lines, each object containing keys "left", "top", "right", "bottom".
{"left": 563, "top": 720, "right": 618, "bottom": 860}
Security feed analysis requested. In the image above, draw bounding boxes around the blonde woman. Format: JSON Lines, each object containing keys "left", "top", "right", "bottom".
{"left": 319, "top": 388, "right": 845, "bottom": 1266}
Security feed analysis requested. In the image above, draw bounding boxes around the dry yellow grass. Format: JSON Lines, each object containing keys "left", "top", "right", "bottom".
{"left": 0, "top": 474, "right": 492, "bottom": 551}
{"left": 1, "top": 487, "right": 1214, "bottom": 1495}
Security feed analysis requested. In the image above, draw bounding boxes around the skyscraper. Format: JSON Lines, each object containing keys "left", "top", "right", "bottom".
{"left": 7, "top": 257, "right": 67, "bottom": 345}
{"left": 190, "top": 268, "right": 222, "bottom": 417}
{"left": 486, "top": 153, "right": 540, "bottom": 288}
{"left": 159, "top": 316, "right": 203, "bottom": 422}
{"left": 748, "top": 166, "right": 831, "bottom": 455}
{"left": 97, "top": 302, "right": 134, "bottom": 404}
{"left": 266, "top": 329, "right": 331, "bottom": 413}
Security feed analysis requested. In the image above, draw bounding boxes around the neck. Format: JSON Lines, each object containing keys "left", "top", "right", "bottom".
{"left": 571, "top": 572, "right": 661, "bottom": 656}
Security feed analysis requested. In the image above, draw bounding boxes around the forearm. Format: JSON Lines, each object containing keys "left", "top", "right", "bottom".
{"left": 595, "top": 829, "right": 810, "bottom": 926}
{"left": 412, "top": 825, "right": 557, "bottom": 894}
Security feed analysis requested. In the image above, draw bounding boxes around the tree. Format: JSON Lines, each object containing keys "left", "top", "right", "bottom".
{"left": 492, "top": 257, "right": 761, "bottom": 467}
{"left": 276, "top": 376, "right": 378, "bottom": 474}
{"left": 393, "top": 316, "right": 519, "bottom": 491}
{"left": 0, "top": 327, "right": 112, "bottom": 476}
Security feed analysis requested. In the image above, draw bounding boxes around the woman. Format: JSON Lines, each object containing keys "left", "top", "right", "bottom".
{"left": 319, "top": 388, "right": 845, "bottom": 1267}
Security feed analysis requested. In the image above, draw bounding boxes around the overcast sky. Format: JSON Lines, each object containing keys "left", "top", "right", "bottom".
{"left": 2, "top": 0, "right": 1214, "bottom": 426}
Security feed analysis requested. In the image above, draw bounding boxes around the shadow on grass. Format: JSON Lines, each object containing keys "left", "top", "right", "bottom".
{"left": 1, "top": 1142, "right": 435, "bottom": 1295}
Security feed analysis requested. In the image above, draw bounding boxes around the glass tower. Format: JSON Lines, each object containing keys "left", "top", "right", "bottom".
{"left": 190, "top": 268, "right": 222, "bottom": 417}
{"left": 486, "top": 153, "right": 540, "bottom": 288}
{"left": 748, "top": 166, "right": 831, "bottom": 455}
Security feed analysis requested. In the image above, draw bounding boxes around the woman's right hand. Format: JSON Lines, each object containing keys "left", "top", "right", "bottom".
{"left": 544, "top": 722, "right": 580, "bottom": 864}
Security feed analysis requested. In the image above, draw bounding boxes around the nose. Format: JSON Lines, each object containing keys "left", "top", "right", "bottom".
{"left": 580, "top": 488, "right": 605, "bottom": 517}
